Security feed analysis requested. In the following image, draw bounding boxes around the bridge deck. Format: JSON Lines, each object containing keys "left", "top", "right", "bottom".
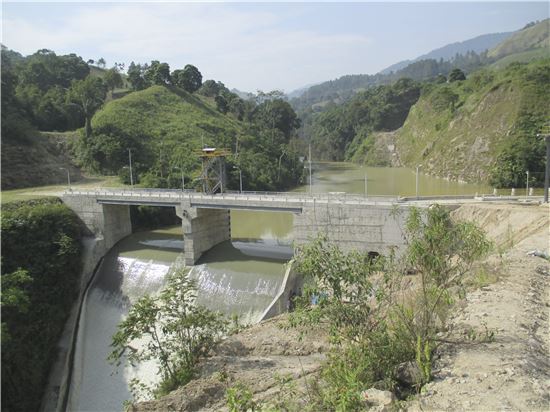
{"left": 63, "top": 188, "right": 536, "bottom": 212}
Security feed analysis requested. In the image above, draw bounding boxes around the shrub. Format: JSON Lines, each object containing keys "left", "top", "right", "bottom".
{"left": 109, "top": 268, "right": 227, "bottom": 400}
{"left": 289, "top": 205, "right": 491, "bottom": 409}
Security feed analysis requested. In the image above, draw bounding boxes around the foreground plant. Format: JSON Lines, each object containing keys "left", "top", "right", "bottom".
{"left": 288, "top": 205, "right": 491, "bottom": 410}
{"left": 109, "top": 267, "right": 227, "bottom": 400}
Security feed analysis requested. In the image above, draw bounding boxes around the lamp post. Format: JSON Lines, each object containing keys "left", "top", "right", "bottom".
{"left": 415, "top": 164, "right": 422, "bottom": 199}
{"left": 526, "top": 170, "right": 529, "bottom": 196}
{"left": 308, "top": 144, "right": 312, "bottom": 195}
{"left": 233, "top": 166, "right": 243, "bottom": 193}
{"left": 538, "top": 133, "right": 550, "bottom": 203}
{"left": 173, "top": 166, "right": 185, "bottom": 191}
{"left": 59, "top": 167, "right": 71, "bottom": 189}
{"left": 127, "top": 148, "right": 134, "bottom": 187}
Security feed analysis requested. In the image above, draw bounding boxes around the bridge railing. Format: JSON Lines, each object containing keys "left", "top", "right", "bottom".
{"left": 65, "top": 188, "right": 510, "bottom": 204}
{"left": 63, "top": 188, "right": 402, "bottom": 203}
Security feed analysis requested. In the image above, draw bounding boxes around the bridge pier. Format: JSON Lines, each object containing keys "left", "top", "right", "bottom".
{"left": 177, "top": 204, "right": 231, "bottom": 265}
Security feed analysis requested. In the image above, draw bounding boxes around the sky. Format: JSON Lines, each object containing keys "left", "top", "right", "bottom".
{"left": 2, "top": 1, "right": 548, "bottom": 93}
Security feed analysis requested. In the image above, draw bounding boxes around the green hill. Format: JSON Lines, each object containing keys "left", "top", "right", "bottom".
{"left": 488, "top": 19, "right": 549, "bottom": 60}
{"left": 78, "top": 84, "right": 303, "bottom": 191}
{"left": 393, "top": 59, "right": 549, "bottom": 186}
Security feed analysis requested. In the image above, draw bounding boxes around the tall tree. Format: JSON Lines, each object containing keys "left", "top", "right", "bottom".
{"left": 127, "top": 62, "right": 149, "bottom": 91}
{"left": 67, "top": 76, "right": 106, "bottom": 138}
{"left": 145, "top": 61, "right": 171, "bottom": 85}
{"left": 104, "top": 67, "right": 123, "bottom": 96}
{"left": 172, "top": 64, "right": 202, "bottom": 93}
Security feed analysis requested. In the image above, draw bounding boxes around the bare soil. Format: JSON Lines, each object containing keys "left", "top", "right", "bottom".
{"left": 408, "top": 203, "right": 550, "bottom": 411}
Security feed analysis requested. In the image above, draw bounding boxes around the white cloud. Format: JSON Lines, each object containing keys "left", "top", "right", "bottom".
{"left": 2, "top": 3, "right": 373, "bottom": 91}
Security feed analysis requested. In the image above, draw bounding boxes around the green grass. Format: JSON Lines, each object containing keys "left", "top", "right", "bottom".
{"left": 491, "top": 48, "right": 550, "bottom": 70}
{"left": 92, "top": 85, "right": 243, "bottom": 149}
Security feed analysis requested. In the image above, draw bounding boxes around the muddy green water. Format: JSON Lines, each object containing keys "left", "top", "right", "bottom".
{"left": 68, "top": 163, "right": 491, "bottom": 410}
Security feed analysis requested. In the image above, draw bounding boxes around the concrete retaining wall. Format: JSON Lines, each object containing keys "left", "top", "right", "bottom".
{"left": 260, "top": 260, "right": 303, "bottom": 321}
{"left": 294, "top": 202, "right": 409, "bottom": 256}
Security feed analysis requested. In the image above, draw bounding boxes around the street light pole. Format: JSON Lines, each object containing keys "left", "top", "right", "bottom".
{"left": 308, "top": 144, "right": 312, "bottom": 195}
{"left": 59, "top": 167, "right": 71, "bottom": 189}
{"left": 539, "top": 133, "right": 550, "bottom": 203}
{"left": 526, "top": 170, "right": 529, "bottom": 196}
{"left": 128, "top": 148, "right": 134, "bottom": 187}
{"left": 415, "top": 165, "right": 421, "bottom": 199}
{"left": 239, "top": 169, "right": 243, "bottom": 193}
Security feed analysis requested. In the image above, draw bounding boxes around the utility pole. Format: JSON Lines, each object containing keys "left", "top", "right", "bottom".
{"left": 538, "top": 133, "right": 550, "bottom": 203}
{"left": 128, "top": 148, "right": 134, "bottom": 187}
{"left": 59, "top": 167, "right": 71, "bottom": 189}
{"left": 308, "top": 143, "right": 312, "bottom": 195}
{"left": 415, "top": 165, "right": 422, "bottom": 199}
{"left": 526, "top": 170, "right": 529, "bottom": 196}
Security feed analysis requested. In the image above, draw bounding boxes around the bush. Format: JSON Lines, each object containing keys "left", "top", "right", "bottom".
{"left": 109, "top": 268, "right": 227, "bottom": 400}
{"left": 1, "top": 198, "right": 83, "bottom": 412}
{"left": 289, "top": 205, "right": 490, "bottom": 409}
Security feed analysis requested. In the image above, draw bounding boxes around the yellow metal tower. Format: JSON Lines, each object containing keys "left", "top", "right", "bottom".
{"left": 196, "top": 147, "right": 231, "bottom": 194}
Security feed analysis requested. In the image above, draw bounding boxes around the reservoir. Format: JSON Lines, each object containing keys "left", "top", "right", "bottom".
{"left": 67, "top": 163, "right": 490, "bottom": 410}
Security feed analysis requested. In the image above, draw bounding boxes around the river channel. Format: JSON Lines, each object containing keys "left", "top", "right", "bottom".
{"left": 67, "top": 163, "right": 490, "bottom": 410}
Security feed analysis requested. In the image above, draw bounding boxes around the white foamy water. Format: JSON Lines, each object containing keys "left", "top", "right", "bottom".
{"left": 67, "top": 256, "right": 172, "bottom": 411}
{"left": 189, "top": 263, "right": 283, "bottom": 325}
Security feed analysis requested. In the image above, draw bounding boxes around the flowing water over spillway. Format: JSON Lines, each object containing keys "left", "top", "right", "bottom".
{"left": 67, "top": 163, "right": 490, "bottom": 410}
{"left": 68, "top": 225, "right": 292, "bottom": 411}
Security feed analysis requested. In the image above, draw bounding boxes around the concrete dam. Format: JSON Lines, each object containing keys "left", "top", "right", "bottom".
{"left": 62, "top": 189, "right": 421, "bottom": 264}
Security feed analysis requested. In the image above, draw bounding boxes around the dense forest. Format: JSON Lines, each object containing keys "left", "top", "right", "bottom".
{"left": 1, "top": 46, "right": 305, "bottom": 192}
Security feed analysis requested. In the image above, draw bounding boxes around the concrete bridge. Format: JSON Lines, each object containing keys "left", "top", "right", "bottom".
{"left": 62, "top": 188, "right": 466, "bottom": 265}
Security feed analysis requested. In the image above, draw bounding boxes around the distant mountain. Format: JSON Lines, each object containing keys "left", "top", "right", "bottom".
{"left": 381, "top": 31, "right": 513, "bottom": 74}
{"left": 230, "top": 88, "right": 255, "bottom": 100}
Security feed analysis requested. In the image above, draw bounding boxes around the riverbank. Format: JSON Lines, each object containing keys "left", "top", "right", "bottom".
{"left": 130, "top": 201, "right": 549, "bottom": 411}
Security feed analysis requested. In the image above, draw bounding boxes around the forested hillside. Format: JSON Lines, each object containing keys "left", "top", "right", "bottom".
{"left": 299, "top": 20, "right": 549, "bottom": 187}
{"left": 79, "top": 85, "right": 303, "bottom": 191}
{"left": 1, "top": 45, "right": 304, "bottom": 192}
{"left": 395, "top": 59, "right": 550, "bottom": 186}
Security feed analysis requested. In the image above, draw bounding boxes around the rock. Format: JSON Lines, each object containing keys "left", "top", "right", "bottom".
{"left": 362, "top": 388, "right": 395, "bottom": 406}
{"left": 395, "top": 361, "right": 423, "bottom": 387}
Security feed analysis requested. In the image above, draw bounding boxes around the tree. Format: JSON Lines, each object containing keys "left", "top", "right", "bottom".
{"left": 67, "top": 76, "right": 106, "bottom": 138}
{"left": 198, "top": 79, "right": 225, "bottom": 97}
{"left": 215, "top": 94, "right": 228, "bottom": 113}
{"left": 97, "top": 57, "right": 106, "bottom": 68}
{"left": 109, "top": 268, "right": 226, "bottom": 399}
{"left": 127, "top": 62, "right": 149, "bottom": 91}
{"left": 144, "top": 61, "right": 171, "bottom": 86}
{"left": 172, "top": 64, "right": 202, "bottom": 93}
{"left": 104, "top": 67, "right": 123, "bottom": 95}
{"left": 449, "top": 68, "right": 466, "bottom": 82}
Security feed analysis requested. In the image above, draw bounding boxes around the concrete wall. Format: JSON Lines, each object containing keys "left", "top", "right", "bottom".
{"left": 180, "top": 206, "right": 231, "bottom": 265}
{"left": 62, "top": 194, "right": 132, "bottom": 250}
{"left": 293, "top": 201, "right": 409, "bottom": 256}
{"left": 260, "top": 260, "right": 304, "bottom": 321}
